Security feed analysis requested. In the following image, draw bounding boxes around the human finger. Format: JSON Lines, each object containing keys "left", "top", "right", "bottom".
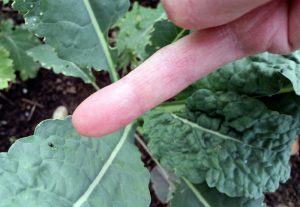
{"left": 289, "top": 0, "right": 300, "bottom": 50}
{"left": 72, "top": 27, "right": 246, "bottom": 137}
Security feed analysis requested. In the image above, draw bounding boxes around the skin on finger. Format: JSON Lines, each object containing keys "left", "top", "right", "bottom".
{"left": 228, "top": 0, "right": 291, "bottom": 54}
{"left": 73, "top": 0, "right": 292, "bottom": 137}
{"left": 72, "top": 27, "right": 246, "bottom": 137}
{"left": 289, "top": 0, "right": 300, "bottom": 50}
{"left": 162, "top": 0, "right": 271, "bottom": 29}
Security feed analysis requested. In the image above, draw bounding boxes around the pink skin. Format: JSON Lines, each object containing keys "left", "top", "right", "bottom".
{"left": 73, "top": 0, "right": 300, "bottom": 137}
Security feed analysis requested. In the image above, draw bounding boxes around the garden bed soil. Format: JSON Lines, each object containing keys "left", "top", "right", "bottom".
{"left": 1, "top": 1, "right": 300, "bottom": 206}
{"left": 0, "top": 69, "right": 109, "bottom": 150}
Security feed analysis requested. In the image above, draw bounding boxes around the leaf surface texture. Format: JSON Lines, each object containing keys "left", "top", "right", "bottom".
{"left": 0, "top": 118, "right": 150, "bottom": 207}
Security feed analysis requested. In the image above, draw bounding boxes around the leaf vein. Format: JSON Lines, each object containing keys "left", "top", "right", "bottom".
{"left": 73, "top": 124, "right": 133, "bottom": 207}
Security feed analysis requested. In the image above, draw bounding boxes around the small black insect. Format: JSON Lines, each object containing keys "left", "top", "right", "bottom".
{"left": 48, "top": 142, "right": 55, "bottom": 148}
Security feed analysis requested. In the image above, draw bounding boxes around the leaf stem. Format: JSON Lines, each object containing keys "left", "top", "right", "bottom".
{"left": 157, "top": 100, "right": 185, "bottom": 113}
{"left": 74, "top": 124, "right": 134, "bottom": 207}
{"left": 91, "top": 81, "right": 100, "bottom": 90}
{"left": 173, "top": 29, "right": 188, "bottom": 42}
{"left": 83, "top": 0, "right": 119, "bottom": 83}
{"left": 277, "top": 87, "right": 294, "bottom": 94}
{"left": 254, "top": 86, "right": 295, "bottom": 98}
{"left": 170, "top": 113, "right": 263, "bottom": 149}
{"left": 183, "top": 178, "right": 211, "bottom": 207}
{"left": 83, "top": 69, "right": 100, "bottom": 90}
{"left": 135, "top": 133, "right": 176, "bottom": 192}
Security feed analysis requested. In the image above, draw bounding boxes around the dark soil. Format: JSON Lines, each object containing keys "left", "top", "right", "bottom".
{"left": 131, "top": 0, "right": 160, "bottom": 8}
{"left": 1, "top": 1, "right": 300, "bottom": 207}
{"left": 0, "top": 69, "right": 110, "bottom": 151}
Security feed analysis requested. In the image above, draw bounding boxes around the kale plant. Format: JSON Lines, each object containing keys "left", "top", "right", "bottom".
{"left": 0, "top": 0, "right": 299, "bottom": 206}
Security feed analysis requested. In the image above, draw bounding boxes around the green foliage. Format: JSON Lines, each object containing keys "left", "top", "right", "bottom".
{"left": 171, "top": 180, "right": 265, "bottom": 207}
{"left": 195, "top": 55, "right": 289, "bottom": 96}
{"left": 175, "top": 51, "right": 300, "bottom": 101}
{"left": 191, "top": 51, "right": 298, "bottom": 95}
{"left": 146, "top": 19, "right": 188, "bottom": 57}
{"left": 28, "top": 45, "right": 97, "bottom": 86}
{"left": 151, "top": 165, "right": 264, "bottom": 207}
{"left": 185, "top": 90, "right": 297, "bottom": 150}
{"left": 0, "top": 20, "right": 40, "bottom": 80}
{"left": 0, "top": 118, "right": 150, "bottom": 206}
{"left": 13, "top": 0, "right": 130, "bottom": 81}
{"left": 0, "top": 47, "right": 15, "bottom": 89}
{"left": 4, "top": 1, "right": 300, "bottom": 206}
{"left": 144, "top": 89, "right": 297, "bottom": 198}
{"left": 144, "top": 50, "right": 300, "bottom": 202}
{"left": 116, "top": 3, "right": 165, "bottom": 69}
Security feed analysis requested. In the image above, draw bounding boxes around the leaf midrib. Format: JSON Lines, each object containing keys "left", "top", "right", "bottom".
{"left": 170, "top": 114, "right": 263, "bottom": 150}
{"left": 82, "top": 0, "right": 119, "bottom": 82}
{"left": 73, "top": 124, "right": 133, "bottom": 207}
{"left": 183, "top": 178, "right": 211, "bottom": 207}
{"left": 74, "top": 2, "right": 135, "bottom": 205}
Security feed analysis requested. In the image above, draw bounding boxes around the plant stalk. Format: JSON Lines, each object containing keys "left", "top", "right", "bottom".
{"left": 135, "top": 133, "right": 176, "bottom": 191}
{"left": 83, "top": 0, "right": 119, "bottom": 83}
{"left": 157, "top": 100, "right": 185, "bottom": 113}
{"left": 183, "top": 178, "right": 211, "bottom": 207}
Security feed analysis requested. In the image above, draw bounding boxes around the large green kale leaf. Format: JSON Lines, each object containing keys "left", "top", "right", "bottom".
{"left": 171, "top": 180, "right": 265, "bottom": 207}
{"left": 0, "top": 118, "right": 150, "bottom": 207}
{"left": 0, "top": 20, "right": 40, "bottom": 80}
{"left": 185, "top": 90, "right": 297, "bottom": 150}
{"left": 144, "top": 89, "right": 298, "bottom": 198}
{"left": 195, "top": 53, "right": 293, "bottom": 96}
{"left": 181, "top": 51, "right": 297, "bottom": 98}
{"left": 13, "top": 0, "right": 129, "bottom": 81}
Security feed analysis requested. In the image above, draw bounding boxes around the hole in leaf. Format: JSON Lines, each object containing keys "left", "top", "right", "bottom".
{"left": 48, "top": 142, "right": 55, "bottom": 148}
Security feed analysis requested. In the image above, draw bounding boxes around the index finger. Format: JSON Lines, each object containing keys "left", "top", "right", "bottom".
{"left": 73, "top": 29, "right": 244, "bottom": 136}
{"left": 72, "top": 27, "right": 246, "bottom": 137}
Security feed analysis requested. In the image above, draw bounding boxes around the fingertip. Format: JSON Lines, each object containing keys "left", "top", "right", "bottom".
{"left": 72, "top": 90, "right": 115, "bottom": 138}
{"left": 72, "top": 102, "right": 102, "bottom": 137}
{"left": 71, "top": 82, "right": 142, "bottom": 138}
